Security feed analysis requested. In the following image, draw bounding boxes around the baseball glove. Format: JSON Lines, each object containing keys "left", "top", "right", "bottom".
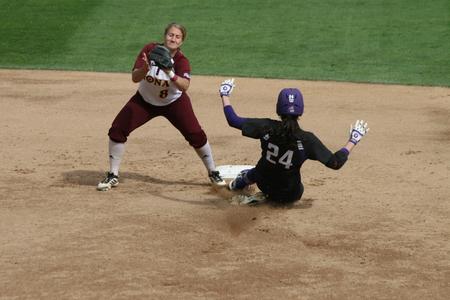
{"left": 148, "top": 45, "right": 173, "bottom": 69}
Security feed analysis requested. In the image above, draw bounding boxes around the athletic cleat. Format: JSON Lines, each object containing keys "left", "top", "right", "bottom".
{"left": 239, "top": 192, "right": 268, "bottom": 206}
{"left": 228, "top": 170, "right": 249, "bottom": 191}
{"left": 208, "top": 170, "right": 226, "bottom": 187}
{"left": 228, "top": 178, "right": 238, "bottom": 191}
{"left": 97, "top": 172, "right": 119, "bottom": 191}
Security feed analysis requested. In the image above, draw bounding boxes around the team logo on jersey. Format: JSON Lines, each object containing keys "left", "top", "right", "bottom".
{"left": 145, "top": 75, "right": 170, "bottom": 87}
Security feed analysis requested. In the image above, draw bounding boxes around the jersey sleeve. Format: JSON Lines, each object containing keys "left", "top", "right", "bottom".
{"left": 224, "top": 105, "right": 248, "bottom": 129}
{"left": 302, "top": 132, "right": 334, "bottom": 164}
{"left": 241, "top": 118, "right": 273, "bottom": 139}
{"left": 325, "top": 148, "right": 349, "bottom": 170}
{"left": 303, "top": 132, "right": 349, "bottom": 169}
{"left": 174, "top": 55, "right": 191, "bottom": 80}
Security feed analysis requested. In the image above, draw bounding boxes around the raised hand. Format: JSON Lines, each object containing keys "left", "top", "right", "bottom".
{"left": 219, "top": 78, "right": 235, "bottom": 97}
{"left": 349, "top": 120, "right": 369, "bottom": 144}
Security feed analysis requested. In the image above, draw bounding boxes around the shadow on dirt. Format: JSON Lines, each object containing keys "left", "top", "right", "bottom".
{"left": 59, "top": 170, "right": 314, "bottom": 209}
{"left": 292, "top": 198, "right": 315, "bottom": 209}
{"left": 261, "top": 198, "right": 315, "bottom": 209}
{"left": 61, "top": 170, "right": 209, "bottom": 187}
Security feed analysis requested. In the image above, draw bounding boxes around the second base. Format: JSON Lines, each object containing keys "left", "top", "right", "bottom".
{"left": 216, "top": 164, "right": 255, "bottom": 179}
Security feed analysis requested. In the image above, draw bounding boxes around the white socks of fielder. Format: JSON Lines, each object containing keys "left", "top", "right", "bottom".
{"left": 108, "top": 139, "right": 215, "bottom": 176}
{"left": 109, "top": 139, "right": 125, "bottom": 176}
{"left": 194, "top": 141, "right": 216, "bottom": 174}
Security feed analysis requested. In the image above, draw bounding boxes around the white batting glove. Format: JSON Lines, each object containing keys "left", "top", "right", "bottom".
{"left": 349, "top": 120, "right": 369, "bottom": 144}
{"left": 219, "top": 78, "right": 235, "bottom": 97}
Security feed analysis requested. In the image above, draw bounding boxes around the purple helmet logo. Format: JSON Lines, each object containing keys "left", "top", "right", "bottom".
{"left": 276, "top": 88, "right": 304, "bottom": 116}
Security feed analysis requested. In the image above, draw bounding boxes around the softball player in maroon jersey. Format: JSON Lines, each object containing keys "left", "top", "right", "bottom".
{"left": 97, "top": 23, "right": 226, "bottom": 191}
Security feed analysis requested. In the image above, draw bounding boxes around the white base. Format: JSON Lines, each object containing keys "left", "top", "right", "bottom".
{"left": 216, "top": 164, "right": 255, "bottom": 179}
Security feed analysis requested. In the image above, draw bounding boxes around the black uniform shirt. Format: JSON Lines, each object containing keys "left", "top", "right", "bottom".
{"left": 241, "top": 118, "right": 341, "bottom": 187}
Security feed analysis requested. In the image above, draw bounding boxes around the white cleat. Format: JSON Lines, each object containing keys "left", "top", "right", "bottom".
{"left": 97, "top": 172, "right": 119, "bottom": 191}
{"left": 208, "top": 171, "right": 227, "bottom": 187}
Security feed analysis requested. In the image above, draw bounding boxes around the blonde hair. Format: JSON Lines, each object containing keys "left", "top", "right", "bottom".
{"left": 164, "top": 22, "right": 187, "bottom": 41}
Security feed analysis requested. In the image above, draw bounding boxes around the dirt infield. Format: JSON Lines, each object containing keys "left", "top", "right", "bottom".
{"left": 1, "top": 69, "right": 449, "bottom": 299}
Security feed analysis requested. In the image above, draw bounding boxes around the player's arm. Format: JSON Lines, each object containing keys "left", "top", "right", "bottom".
{"left": 132, "top": 46, "right": 151, "bottom": 83}
{"left": 223, "top": 102, "right": 248, "bottom": 129}
{"left": 219, "top": 79, "right": 248, "bottom": 129}
{"left": 326, "top": 140, "right": 360, "bottom": 169}
{"left": 324, "top": 147, "right": 350, "bottom": 170}
{"left": 132, "top": 65, "right": 149, "bottom": 83}
{"left": 304, "top": 133, "right": 344, "bottom": 169}
{"left": 163, "top": 69, "right": 189, "bottom": 91}
{"left": 308, "top": 120, "right": 369, "bottom": 170}
{"left": 161, "top": 55, "right": 190, "bottom": 91}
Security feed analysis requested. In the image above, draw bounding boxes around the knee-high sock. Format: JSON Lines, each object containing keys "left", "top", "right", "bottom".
{"left": 194, "top": 141, "right": 216, "bottom": 174}
{"left": 109, "top": 139, "right": 125, "bottom": 176}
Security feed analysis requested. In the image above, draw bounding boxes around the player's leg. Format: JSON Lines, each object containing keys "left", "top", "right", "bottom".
{"left": 164, "top": 94, "right": 226, "bottom": 186}
{"left": 229, "top": 168, "right": 269, "bottom": 205}
{"left": 97, "top": 139, "right": 123, "bottom": 191}
{"left": 268, "top": 182, "right": 304, "bottom": 204}
{"left": 229, "top": 168, "right": 257, "bottom": 190}
{"left": 98, "top": 92, "right": 156, "bottom": 191}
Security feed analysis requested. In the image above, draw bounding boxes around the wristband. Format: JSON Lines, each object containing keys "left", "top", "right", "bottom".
{"left": 340, "top": 147, "right": 350, "bottom": 156}
{"left": 168, "top": 70, "right": 178, "bottom": 81}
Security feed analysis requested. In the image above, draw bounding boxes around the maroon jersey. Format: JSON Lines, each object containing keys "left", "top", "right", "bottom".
{"left": 134, "top": 43, "right": 191, "bottom": 106}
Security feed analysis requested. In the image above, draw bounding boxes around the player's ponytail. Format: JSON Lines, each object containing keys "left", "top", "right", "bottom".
{"left": 280, "top": 114, "right": 300, "bottom": 136}
{"left": 270, "top": 114, "right": 300, "bottom": 148}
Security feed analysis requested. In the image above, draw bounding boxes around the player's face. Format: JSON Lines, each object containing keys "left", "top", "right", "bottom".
{"left": 164, "top": 27, "right": 184, "bottom": 51}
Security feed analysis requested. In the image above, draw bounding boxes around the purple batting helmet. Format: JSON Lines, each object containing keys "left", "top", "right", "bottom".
{"left": 276, "top": 88, "right": 304, "bottom": 116}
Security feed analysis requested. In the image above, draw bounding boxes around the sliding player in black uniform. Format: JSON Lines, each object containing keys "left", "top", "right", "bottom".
{"left": 218, "top": 79, "right": 369, "bottom": 205}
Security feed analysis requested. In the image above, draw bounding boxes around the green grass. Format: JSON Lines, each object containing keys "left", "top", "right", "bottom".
{"left": 0, "top": 0, "right": 449, "bottom": 86}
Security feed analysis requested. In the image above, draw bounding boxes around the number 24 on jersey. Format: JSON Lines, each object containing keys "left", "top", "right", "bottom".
{"left": 266, "top": 143, "right": 293, "bottom": 169}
